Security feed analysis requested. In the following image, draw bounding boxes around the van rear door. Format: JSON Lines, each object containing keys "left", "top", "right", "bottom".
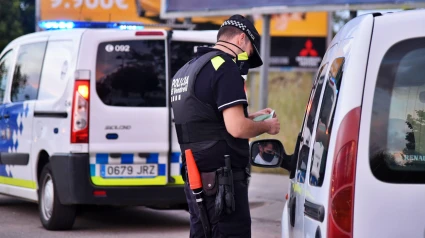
{"left": 79, "top": 29, "right": 171, "bottom": 186}
{"left": 355, "top": 10, "right": 425, "bottom": 238}
{"left": 168, "top": 30, "right": 217, "bottom": 175}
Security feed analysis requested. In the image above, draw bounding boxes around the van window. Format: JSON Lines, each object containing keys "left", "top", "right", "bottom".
{"left": 170, "top": 41, "right": 213, "bottom": 77}
{"left": 370, "top": 37, "right": 425, "bottom": 183}
{"left": 96, "top": 40, "right": 166, "bottom": 107}
{"left": 309, "top": 57, "right": 345, "bottom": 186}
{"left": 0, "top": 50, "right": 14, "bottom": 102}
{"left": 38, "top": 41, "right": 73, "bottom": 100}
{"left": 11, "top": 42, "right": 47, "bottom": 102}
{"left": 296, "top": 63, "right": 328, "bottom": 183}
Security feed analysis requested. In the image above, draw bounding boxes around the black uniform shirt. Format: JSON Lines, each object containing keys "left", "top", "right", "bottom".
{"left": 191, "top": 47, "right": 249, "bottom": 172}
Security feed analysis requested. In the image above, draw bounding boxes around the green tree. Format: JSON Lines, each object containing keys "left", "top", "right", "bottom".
{"left": 0, "top": 0, "right": 35, "bottom": 53}
{"left": 20, "top": 0, "right": 36, "bottom": 34}
{"left": 332, "top": 10, "right": 357, "bottom": 37}
{"left": 0, "top": 0, "right": 23, "bottom": 52}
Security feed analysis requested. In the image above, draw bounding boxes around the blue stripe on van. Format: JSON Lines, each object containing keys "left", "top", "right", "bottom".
{"left": 171, "top": 152, "right": 180, "bottom": 163}
{"left": 147, "top": 153, "right": 159, "bottom": 164}
{"left": 90, "top": 164, "right": 96, "bottom": 176}
{"left": 158, "top": 164, "right": 166, "bottom": 176}
{"left": 96, "top": 154, "right": 109, "bottom": 164}
{"left": 121, "top": 154, "right": 133, "bottom": 164}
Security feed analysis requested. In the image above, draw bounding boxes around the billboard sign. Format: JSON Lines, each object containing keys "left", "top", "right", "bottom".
{"left": 255, "top": 12, "right": 328, "bottom": 68}
{"left": 254, "top": 12, "right": 327, "bottom": 37}
{"left": 270, "top": 37, "right": 326, "bottom": 68}
{"left": 161, "top": 0, "right": 425, "bottom": 18}
{"left": 40, "top": 0, "right": 157, "bottom": 23}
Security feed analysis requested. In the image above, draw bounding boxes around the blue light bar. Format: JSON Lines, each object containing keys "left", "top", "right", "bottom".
{"left": 38, "top": 21, "right": 145, "bottom": 31}
{"left": 40, "top": 21, "right": 75, "bottom": 30}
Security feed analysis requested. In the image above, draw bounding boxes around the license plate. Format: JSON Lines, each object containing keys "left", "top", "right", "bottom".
{"left": 101, "top": 164, "right": 158, "bottom": 178}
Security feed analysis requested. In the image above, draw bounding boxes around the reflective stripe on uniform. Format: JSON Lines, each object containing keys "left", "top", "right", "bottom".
{"left": 211, "top": 56, "right": 225, "bottom": 70}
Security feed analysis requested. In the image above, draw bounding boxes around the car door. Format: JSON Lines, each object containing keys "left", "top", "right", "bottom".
{"left": 0, "top": 36, "right": 47, "bottom": 192}
{"left": 0, "top": 49, "right": 15, "bottom": 182}
{"left": 355, "top": 10, "right": 425, "bottom": 238}
{"left": 287, "top": 43, "right": 337, "bottom": 237}
{"left": 2, "top": 39, "right": 48, "bottom": 190}
{"left": 303, "top": 54, "right": 346, "bottom": 237}
{"left": 83, "top": 30, "right": 171, "bottom": 186}
{"left": 169, "top": 31, "right": 217, "bottom": 183}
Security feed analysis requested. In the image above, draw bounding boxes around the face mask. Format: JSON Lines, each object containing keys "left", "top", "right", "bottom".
{"left": 237, "top": 52, "right": 250, "bottom": 75}
{"left": 216, "top": 40, "right": 250, "bottom": 75}
{"left": 262, "top": 151, "right": 275, "bottom": 162}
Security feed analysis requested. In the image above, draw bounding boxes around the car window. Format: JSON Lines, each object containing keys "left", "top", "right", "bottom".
{"left": 170, "top": 41, "right": 213, "bottom": 77}
{"left": 11, "top": 42, "right": 47, "bottom": 102}
{"left": 96, "top": 40, "right": 166, "bottom": 107}
{"left": 370, "top": 37, "right": 425, "bottom": 183}
{"left": 0, "top": 50, "right": 14, "bottom": 103}
{"left": 309, "top": 57, "right": 345, "bottom": 186}
{"left": 296, "top": 63, "right": 328, "bottom": 183}
{"left": 38, "top": 41, "right": 73, "bottom": 100}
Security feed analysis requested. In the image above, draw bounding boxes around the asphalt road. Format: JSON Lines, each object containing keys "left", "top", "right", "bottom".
{"left": 0, "top": 173, "right": 289, "bottom": 238}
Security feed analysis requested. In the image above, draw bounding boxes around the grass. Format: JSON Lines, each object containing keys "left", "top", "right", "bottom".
{"left": 247, "top": 71, "right": 314, "bottom": 175}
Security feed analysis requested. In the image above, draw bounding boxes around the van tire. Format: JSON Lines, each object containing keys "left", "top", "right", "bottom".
{"left": 38, "top": 163, "right": 77, "bottom": 230}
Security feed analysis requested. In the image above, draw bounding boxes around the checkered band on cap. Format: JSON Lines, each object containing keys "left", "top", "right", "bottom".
{"left": 221, "top": 20, "right": 247, "bottom": 31}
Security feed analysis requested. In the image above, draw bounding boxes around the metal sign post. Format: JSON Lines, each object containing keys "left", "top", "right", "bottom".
{"left": 259, "top": 14, "right": 271, "bottom": 110}
{"left": 35, "top": 0, "right": 41, "bottom": 31}
{"left": 327, "top": 12, "right": 334, "bottom": 47}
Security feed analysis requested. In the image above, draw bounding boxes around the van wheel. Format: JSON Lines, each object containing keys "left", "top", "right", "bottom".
{"left": 38, "top": 164, "right": 76, "bottom": 230}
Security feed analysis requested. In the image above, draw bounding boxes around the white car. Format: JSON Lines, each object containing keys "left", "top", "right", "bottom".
{"left": 0, "top": 24, "right": 217, "bottom": 230}
{"left": 250, "top": 9, "right": 425, "bottom": 238}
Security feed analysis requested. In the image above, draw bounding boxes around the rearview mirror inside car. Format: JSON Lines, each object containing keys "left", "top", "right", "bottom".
{"left": 249, "top": 139, "right": 292, "bottom": 171}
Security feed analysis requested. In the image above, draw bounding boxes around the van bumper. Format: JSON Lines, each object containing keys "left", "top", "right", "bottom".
{"left": 49, "top": 153, "right": 187, "bottom": 207}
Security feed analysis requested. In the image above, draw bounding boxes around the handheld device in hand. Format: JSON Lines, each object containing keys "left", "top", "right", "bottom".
{"left": 253, "top": 110, "right": 275, "bottom": 121}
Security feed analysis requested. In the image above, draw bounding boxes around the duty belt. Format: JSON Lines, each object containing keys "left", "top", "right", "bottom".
{"left": 184, "top": 168, "right": 248, "bottom": 183}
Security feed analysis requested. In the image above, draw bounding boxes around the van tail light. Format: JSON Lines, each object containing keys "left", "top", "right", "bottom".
{"left": 328, "top": 107, "right": 361, "bottom": 238}
{"left": 71, "top": 70, "right": 90, "bottom": 144}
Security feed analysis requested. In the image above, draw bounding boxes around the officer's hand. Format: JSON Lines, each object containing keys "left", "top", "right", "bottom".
{"left": 257, "top": 108, "right": 273, "bottom": 115}
{"left": 265, "top": 117, "right": 280, "bottom": 135}
{"left": 250, "top": 108, "right": 277, "bottom": 119}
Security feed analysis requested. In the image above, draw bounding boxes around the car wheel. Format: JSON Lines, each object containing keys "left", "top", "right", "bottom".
{"left": 39, "top": 163, "right": 76, "bottom": 230}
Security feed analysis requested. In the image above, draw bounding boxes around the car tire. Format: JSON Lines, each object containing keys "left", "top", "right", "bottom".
{"left": 38, "top": 163, "right": 77, "bottom": 230}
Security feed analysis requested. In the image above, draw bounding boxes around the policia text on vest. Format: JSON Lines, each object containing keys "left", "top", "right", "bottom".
{"left": 171, "top": 15, "right": 280, "bottom": 238}
{"left": 171, "top": 76, "right": 189, "bottom": 102}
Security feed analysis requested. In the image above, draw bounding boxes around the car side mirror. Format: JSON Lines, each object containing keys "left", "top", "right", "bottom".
{"left": 249, "top": 139, "right": 292, "bottom": 171}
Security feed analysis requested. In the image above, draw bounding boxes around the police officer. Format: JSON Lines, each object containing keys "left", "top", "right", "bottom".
{"left": 171, "top": 15, "right": 280, "bottom": 238}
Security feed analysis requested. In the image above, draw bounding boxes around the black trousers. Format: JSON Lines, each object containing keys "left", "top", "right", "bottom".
{"left": 184, "top": 180, "right": 251, "bottom": 238}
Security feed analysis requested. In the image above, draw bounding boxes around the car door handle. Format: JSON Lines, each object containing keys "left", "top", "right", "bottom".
{"left": 3, "top": 114, "right": 9, "bottom": 119}
{"left": 304, "top": 200, "right": 325, "bottom": 222}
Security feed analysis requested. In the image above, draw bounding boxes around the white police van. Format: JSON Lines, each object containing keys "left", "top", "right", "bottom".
{"left": 0, "top": 21, "right": 217, "bottom": 230}
{"left": 250, "top": 9, "right": 425, "bottom": 238}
